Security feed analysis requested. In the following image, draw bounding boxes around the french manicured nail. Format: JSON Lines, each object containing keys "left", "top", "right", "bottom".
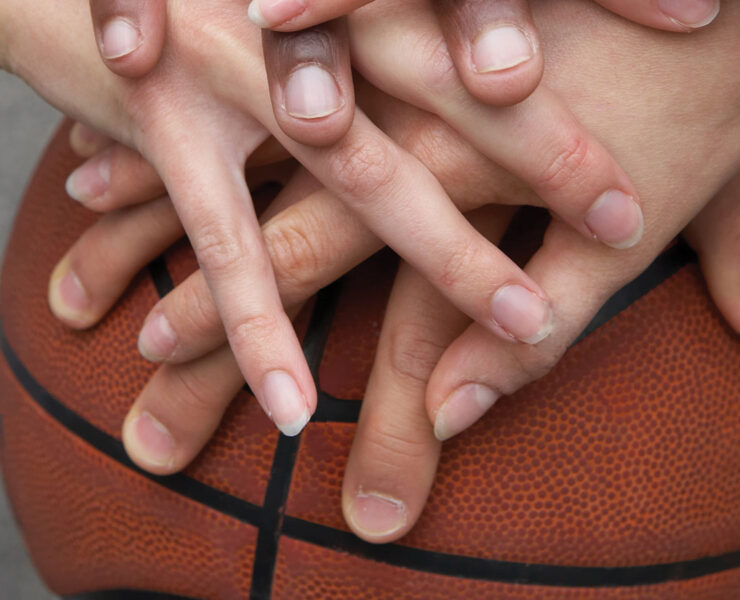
{"left": 138, "top": 313, "right": 177, "bottom": 362}
{"left": 472, "top": 26, "right": 533, "bottom": 73}
{"left": 658, "top": 0, "right": 720, "bottom": 28}
{"left": 348, "top": 491, "right": 407, "bottom": 538}
{"left": 262, "top": 371, "right": 310, "bottom": 436}
{"left": 491, "top": 285, "right": 553, "bottom": 344}
{"left": 284, "top": 65, "right": 343, "bottom": 119}
{"left": 100, "top": 17, "right": 142, "bottom": 59}
{"left": 127, "top": 411, "right": 176, "bottom": 469}
{"left": 248, "top": 0, "right": 306, "bottom": 28}
{"left": 65, "top": 151, "right": 111, "bottom": 204}
{"left": 434, "top": 383, "right": 499, "bottom": 442}
{"left": 48, "top": 258, "right": 92, "bottom": 323}
{"left": 585, "top": 190, "right": 644, "bottom": 250}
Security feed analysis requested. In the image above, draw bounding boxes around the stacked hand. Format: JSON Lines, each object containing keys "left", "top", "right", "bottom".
{"left": 2, "top": 0, "right": 738, "bottom": 542}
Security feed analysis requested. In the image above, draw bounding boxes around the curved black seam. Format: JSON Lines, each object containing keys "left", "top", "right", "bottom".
{"left": 2, "top": 329, "right": 740, "bottom": 588}
{"left": 65, "top": 591, "right": 197, "bottom": 600}
{"left": 250, "top": 282, "right": 342, "bottom": 600}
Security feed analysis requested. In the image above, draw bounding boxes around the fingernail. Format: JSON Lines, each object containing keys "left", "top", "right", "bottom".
{"left": 472, "top": 26, "right": 533, "bottom": 73}
{"left": 248, "top": 0, "right": 306, "bottom": 28}
{"left": 348, "top": 490, "right": 407, "bottom": 538}
{"left": 65, "top": 151, "right": 111, "bottom": 204}
{"left": 585, "top": 190, "right": 644, "bottom": 250}
{"left": 69, "top": 123, "right": 109, "bottom": 157}
{"left": 262, "top": 371, "right": 310, "bottom": 436}
{"left": 100, "top": 17, "right": 142, "bottom": 59}
{"left": 434, "top": 383, "right": 499, "bottom": 442}
{"left": 658, "top": 0, "right": 720, "bottom": 28}
{"left": 284, "top": 65, "right": 343, "bottom": 119}
{"left": 491, "top": 285, "right": 553, "bottom": 344}
{"left": 138, "top": 313, "right": 178, "bottom": 362}
{"left": 48, "top": 259, "right": 92, "bottom": 324}
{"left": 126, "top": 411, "right": 176, "bottom": 469}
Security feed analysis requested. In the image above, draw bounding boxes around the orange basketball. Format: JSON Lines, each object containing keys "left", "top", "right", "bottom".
{"left": 1, "top": 121, "right": 739, "bottom": 599}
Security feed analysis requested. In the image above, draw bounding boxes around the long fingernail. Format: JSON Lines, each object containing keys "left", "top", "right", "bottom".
{"left": 491, "top": 285, "right": 553, "bottom": 344}
{"left": 100, "top": 17, "right": 142, "bottom": 59}
{"left": 585, "top": 190, "right": 644, "bottom": 250}
{"left": 348, "top": 490, "right": 407, "bottom": 539}
{"left": 248, "top": 0, "right": 306, "bottom": 28}
{"left": 138, "top": 313, "right": 178, "bottom": 362}
{"left": 434, "top": 383, "right": 499, "bottom": 442}
{"left": 262, "top": 371, "right": 310, "bottom": 436}
{"left": 48, "top": 259, "right": 92, "bottom": 324}
{"left": 65, "top": 151, "right": 111, "bottom": 204}
{"left": 658, "top": 0, "right": 720, "bottom": 28}
{"left": 126, "top": 411, "right": 176, "bottom": 469}
{"left": 284, "top": 65, "right": 343, "bottom": 119}
{"left": 472, "top": 26, "right": 533, "bottom": 73}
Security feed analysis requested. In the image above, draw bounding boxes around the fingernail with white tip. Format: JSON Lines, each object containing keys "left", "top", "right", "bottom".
{"left": 284, "top": 65, "right": 343, "bottom": 119}
{"left": 48, "top": 258, "right": 93, "bottom": 325}
{"left": 658, "top": 0, "right": 720, "bottom": 28}
{"left": 472, "top": 26, "right": 533, "bottom": 73}
{"left": 248, "top": 0, "right": 306, "bottom": 28}
{"left": 348, "top": 490, "right": 407, "bottom": 539}
{"left": 585, "top": 190, "right": 644, "bottom": 250}
{"left": 262, "top": 371, "right": 310, "bottom": 436}
{"left": 100, "top": 17, "right": 142, "bottom": 59}
{"left": 491, "top": 285, "right": 553, "bottom": 344}
{"left": 65, "top": 151, "right": 111, "bottom": 204}
{"left": 434, "top": 383, "right": 499, "bottom": 442}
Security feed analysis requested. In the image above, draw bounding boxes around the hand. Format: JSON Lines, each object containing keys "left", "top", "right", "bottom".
{"left": 8, "top": 0, "right": 581, "bottom": 436}
{"left": 52, "top": 0, "right": 740, "bottom": 541}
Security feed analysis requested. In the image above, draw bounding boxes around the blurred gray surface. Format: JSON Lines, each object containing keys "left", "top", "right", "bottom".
{"left": 0, "top": 71, "right": 61, "bottom": 600}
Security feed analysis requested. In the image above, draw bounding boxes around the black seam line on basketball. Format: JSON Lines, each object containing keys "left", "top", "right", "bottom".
{"left": 249, "top": 282, "right": 343, "bottom": 600}
{"left": 3, "top": 330, "right": 740, "bottom": 589}
{"left": 64, "top": 591, "right": 197, "bottom": 600}
{"left": 147, "top": 257, "right": 175, "bottom": 298}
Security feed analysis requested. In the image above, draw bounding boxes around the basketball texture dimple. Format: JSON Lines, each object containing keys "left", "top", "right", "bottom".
{"left": 1, "top": 121, "right": 739, "bottom": 600}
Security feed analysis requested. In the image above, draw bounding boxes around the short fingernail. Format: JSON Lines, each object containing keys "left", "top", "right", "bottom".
{"left": 248, "top": 0, "right": 306, "bottom": 28}
{"left": 65, "top": 151, "right": 111, "bottom": 204}
{"left": 284, "top": 65, "right": 343, "bottom": 120}
{"left": 69, "top": 123, "right": 109, "bottom": 157}
{"left": 138, "top": 313, "right": 178, "bottom": 362}
{"left": 348, "top": 490, "right": 407, "bottom": 539}
{"left": 491, "top": 285, "right": 553, "bottom": 344}
{"left": 262, "top": 371, "right": 310, "bottom": 437}
{"left": 472, "top": 26, "right": 533, "bottom": 73}
{"left": 658, "top": 0, "right": 720, "bottom": 28}
{"left": 585, "top": 190, "right": 644, "bottom": 250}
{"left": 434, "top": 383, "right": 499, "bottom": 442}
{"left": 49, "top": 259, "right": 92, "bottom": 324}
{"left": 100, "top": 17, "right": 142, "bottom": 59}
{"left": 126, "top": 411, "right": 176, "bottom": 469}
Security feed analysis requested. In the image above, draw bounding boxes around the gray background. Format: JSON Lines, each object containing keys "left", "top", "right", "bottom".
{"left": 0, "top": 70, "right": 61, "bottom": 600}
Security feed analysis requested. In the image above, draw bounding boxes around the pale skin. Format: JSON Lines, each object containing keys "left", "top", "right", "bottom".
{"left": 7, "top": 0, "right": 690, "bottom": 442}
{"left": 22, "top": 1, "right": 740, "bottom": 541}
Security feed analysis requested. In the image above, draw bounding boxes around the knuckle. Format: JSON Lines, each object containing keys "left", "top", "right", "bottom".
{"left": 502, "top": 345, "right": 566, "bottom": 396}
{"left": 416, "top": 35, "right": 458, "bottom": 98}
{"left": 225, "top": 311, "right": 283, "bottom": 355}
{"left": 264, "top": 220, "right": 325, "bottom": 293}
{"left": 387, "top": 321, "right": 447, "bottom": 385}
{"left": 434, "top": 238, "right": 479, "bottom": 290}
{"left": 168, "top": 277, "right": 220, "bottom": 341}
{"left": 191, "top": 223, "right": 258, "bottom": 278}
{"left": 170, "top": 366, "right": 217, "bottom": 414}
{"left": 537, "top": 133, "right": 593, "bottom": 195}
{"left": 327, "top": 135, "right": 401, "bottom": 202}
{"left": 363, "top": 425, "right": 431, "bottom": 472}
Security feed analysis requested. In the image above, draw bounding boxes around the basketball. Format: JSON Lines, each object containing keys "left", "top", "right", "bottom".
{"left": 1, "top": 121, "right": 739, "bottom": 599}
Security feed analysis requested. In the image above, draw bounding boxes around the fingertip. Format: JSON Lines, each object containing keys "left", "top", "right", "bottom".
{"left": 122, "top": 409, "right": 179, "bottom": 475}
{"left": 69, "top": 122, "right": 112, "bottom": 157}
